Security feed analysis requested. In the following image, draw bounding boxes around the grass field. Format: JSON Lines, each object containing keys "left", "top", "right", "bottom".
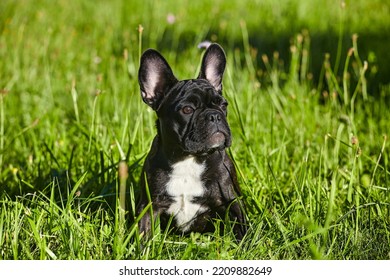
{"left": 1, "top": 0, "right": 389, "bottom": 260}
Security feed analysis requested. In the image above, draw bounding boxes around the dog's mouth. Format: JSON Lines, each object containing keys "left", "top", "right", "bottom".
{"left": 182, "top": 130, "right": 231, "bottom": 156}
{"left": 208, "top": 131, "right": 226, "bottom": 149}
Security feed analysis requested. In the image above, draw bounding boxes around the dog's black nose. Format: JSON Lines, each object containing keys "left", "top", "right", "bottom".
{"left": 208, "top": 113, "right": 222, "bottom": 123}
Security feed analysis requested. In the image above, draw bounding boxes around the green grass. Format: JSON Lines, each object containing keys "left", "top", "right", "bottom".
{"left": 1, "top": 0, "right": 389, "bottom": 260}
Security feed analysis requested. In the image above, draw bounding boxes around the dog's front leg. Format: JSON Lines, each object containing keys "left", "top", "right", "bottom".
{"left": 229, "top": 201, "right": 247, "bottom": 241}
{"left": 137, "top": 202, "right": 162, "bottom": 238}
{"left": 138, "top": 209, "right": 152, "bottom": 236}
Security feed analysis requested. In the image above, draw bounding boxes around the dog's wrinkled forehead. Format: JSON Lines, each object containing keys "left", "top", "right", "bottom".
{"left": 163, "top": 79, "right": 223, "bottom": 108}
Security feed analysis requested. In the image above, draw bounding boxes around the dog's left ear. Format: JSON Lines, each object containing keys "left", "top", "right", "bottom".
{"left": 197, "top": 43, "right": 226, "bottom": 93}
{"left": 138, "top": 49, "right": 178, "bottom": 110}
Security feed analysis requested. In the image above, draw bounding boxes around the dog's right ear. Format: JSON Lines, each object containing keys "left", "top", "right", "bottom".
{"left": 138, "top": 49, "right": 178, "bottom": 110}
{"left": 197, "top": 43, "right": 226, "bottom": 93}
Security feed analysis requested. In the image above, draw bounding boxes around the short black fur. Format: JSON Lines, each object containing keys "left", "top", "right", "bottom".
{"left": 137, "top": 44, "right": 247, "bottom": 240}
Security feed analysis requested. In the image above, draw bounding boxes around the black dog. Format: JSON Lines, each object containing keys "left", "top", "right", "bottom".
{"left": 136, "top": 43, "right": 247, "bottom": 240}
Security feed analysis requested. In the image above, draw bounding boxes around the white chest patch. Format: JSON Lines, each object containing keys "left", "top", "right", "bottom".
{"left": 166, "top": 156, "right": 206, "bottom": 232}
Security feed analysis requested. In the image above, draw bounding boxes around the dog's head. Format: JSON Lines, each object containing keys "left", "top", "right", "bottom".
{"left": 138, "top": 44, "right": 231, "bottom": 156}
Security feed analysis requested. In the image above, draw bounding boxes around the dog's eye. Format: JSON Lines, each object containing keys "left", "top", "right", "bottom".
{"left": 220, "top": 102, "right": 228, "bottom": 111}
{"left": 181, "top": 106, "right": 194, "bottom": 114}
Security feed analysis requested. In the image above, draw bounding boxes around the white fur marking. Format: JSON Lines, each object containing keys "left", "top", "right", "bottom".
{"left": 166, "top": 156, "right": 206, "bottom": 232}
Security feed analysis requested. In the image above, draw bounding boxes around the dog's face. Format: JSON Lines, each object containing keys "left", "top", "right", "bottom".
{"left": 138, "top": 44, "right": 231, "bottom": 156}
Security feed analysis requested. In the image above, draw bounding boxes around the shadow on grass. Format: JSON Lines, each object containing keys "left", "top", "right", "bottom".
{"left": 152, "top": 27, "right": 388, "bottom": 93}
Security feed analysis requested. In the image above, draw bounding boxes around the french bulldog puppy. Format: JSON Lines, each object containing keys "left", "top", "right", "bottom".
{"left": 137, "top": 43, "right": 247, "bottom": 240}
